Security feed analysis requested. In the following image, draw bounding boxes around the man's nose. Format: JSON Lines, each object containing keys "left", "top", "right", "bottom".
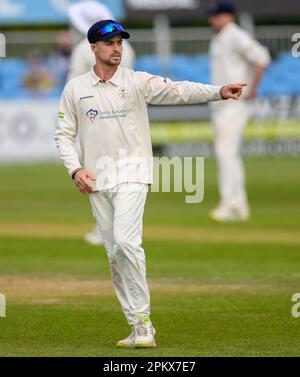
{"left": 113, "top": 43, "right": 121, "bottom": 52}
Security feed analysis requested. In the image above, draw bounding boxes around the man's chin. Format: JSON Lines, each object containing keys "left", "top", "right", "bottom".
{"left": 110, "top": 59, "right": 121, "bottom": 66}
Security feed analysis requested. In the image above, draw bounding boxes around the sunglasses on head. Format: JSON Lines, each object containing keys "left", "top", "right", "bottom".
{"left": 99, "top": 22, "right": 124, "bottom": 35}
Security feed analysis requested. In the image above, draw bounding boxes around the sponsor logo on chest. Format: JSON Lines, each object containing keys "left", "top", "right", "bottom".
{"left": 118, "top": 87, "right": 128, "bottom": 100}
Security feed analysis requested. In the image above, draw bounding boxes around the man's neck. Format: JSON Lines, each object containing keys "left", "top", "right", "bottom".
{"left": 218, "top": 21, "right": 234, "bottom": 33}
{"left": 94, "top": 64, "right": 118, "bottom": 83}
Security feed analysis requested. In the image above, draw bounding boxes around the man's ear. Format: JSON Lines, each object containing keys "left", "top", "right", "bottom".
{"left": 90, "top": 44, "right": 96, "bottom": 53}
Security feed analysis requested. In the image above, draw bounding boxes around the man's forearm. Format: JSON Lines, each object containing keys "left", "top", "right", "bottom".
{"left": 248, "top": 65, "right": 266, "bottom": 98}
{"left": 54, "top": 133, "right": 82, "bottom": 177}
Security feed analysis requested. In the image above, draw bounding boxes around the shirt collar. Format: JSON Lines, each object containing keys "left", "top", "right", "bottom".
{"left": 90, "top": 66, "right": 122, "bottom": 87}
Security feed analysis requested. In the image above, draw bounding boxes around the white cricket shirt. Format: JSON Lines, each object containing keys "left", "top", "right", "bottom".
{"left": 55, "top": 66, "right": 224, "bottom": 190}
{"left": 209, "top": 23, "right": 271, "bottom": 96}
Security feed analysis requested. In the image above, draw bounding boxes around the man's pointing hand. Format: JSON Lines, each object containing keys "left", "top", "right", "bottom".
{"left": 221, "top": 83, "right": 247, "bottom": 100}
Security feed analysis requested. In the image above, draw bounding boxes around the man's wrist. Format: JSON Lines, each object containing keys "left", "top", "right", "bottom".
{"left": 220, "top": 86, "right": 228, "bottom": 100}
{"left": 71, "top": 167, "right": 83, "bottom": 180}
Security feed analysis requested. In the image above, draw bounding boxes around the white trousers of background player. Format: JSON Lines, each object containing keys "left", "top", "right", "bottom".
{"left": 89, "top": 183, "right": 150, "bottom": 326}
{"left": 211, "top": 100, "right": 250, "bottom": 209}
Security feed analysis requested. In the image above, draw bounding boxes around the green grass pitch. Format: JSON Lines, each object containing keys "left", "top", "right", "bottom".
{"left": 0, "top": 157, "right": 300, "bottom": 356}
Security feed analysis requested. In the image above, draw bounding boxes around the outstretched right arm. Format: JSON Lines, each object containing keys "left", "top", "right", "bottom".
{"left": 135, "top": 72, "right": 246, "bottom": 105}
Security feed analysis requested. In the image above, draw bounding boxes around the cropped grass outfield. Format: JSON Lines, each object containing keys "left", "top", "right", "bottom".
{"left": 0, "top": 157, "right": 300, "bottom": 356}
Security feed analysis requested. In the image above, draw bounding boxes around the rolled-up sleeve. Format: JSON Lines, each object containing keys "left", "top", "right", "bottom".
{"left": 136, "top": 72, "right": 223, "bottom": 105}
{"left": 54, "top": 83, "right": 82, "bottom": 176}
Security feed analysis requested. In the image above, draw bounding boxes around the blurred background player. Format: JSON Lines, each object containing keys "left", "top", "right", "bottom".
{"left": 22, "top": 49, "right": 55, "bottom": 97}
{"left": 208, "top": 1, "right": 271, "bottom": 222}
{"left": 67, "top": 1, "right": 136, "bottom": 245}
{"left": 49, "top": 32, "right": 73, "bottom": 86}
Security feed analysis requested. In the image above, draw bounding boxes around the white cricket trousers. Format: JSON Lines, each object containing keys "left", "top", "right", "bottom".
{"left": 89, "top": 182, "right": 150, "bottom": 326}
{"left": 211, "top": 100, "right": 250, "bottom": 208}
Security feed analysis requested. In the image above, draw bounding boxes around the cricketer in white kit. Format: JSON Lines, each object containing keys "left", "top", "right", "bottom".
{"left": 208, "top": 2, "right": 271, "bottom": 221}
{"left": 54, "top": 19, "right": 247, "bottom": 348}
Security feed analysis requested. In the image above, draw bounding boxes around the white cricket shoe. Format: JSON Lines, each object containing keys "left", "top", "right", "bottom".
{"left": 210, "top": 204, "right": 249, "bottom": 222}
{"left": 134, "top": 315, "right": 156, "bottom": 348}
{"left": 84, "top": 226, "right": 103, "bottom": 246}
{"left": 116, "top": 328, "right": 135, "bottom": 348}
